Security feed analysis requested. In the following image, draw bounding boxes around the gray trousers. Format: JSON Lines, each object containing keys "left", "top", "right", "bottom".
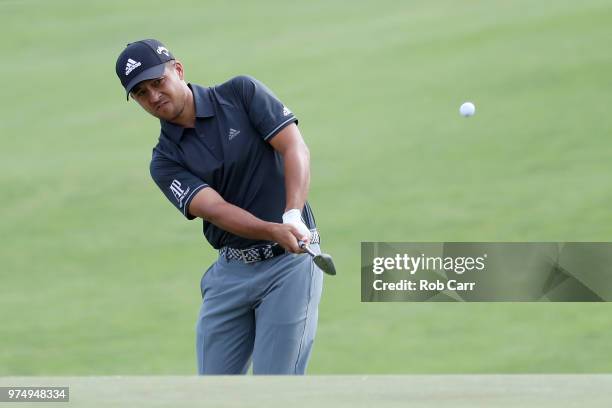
{"left": 196, "top": 244, "right": 324, "bottom": 375}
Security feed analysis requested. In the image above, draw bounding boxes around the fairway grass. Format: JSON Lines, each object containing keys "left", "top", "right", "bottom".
{"left": 2, "top": 0, "right": 612, "bottom": 375}
{"left": 2, "top": 375, "right": 611, "bottom": 407}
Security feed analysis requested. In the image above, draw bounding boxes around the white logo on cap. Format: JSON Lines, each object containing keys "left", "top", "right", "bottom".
{"left": 156, "top": 46, "right": 170, "bottom": 57}
{"left": 125, "top": 58, "right": 142, "bottom": 76}
{"left": 283, "top": 106, "right": 292, "bottom": 117}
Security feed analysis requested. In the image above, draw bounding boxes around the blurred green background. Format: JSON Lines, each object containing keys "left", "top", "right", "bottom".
{"left": 1, "top": 0, "right": 611, "bottom": 375}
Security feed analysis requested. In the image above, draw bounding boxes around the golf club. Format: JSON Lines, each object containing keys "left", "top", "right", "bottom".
{"left": 299, "top": 241, "right": 337, "bottom": 276}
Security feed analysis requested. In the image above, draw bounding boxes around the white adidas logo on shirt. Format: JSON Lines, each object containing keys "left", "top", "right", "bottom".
{"left": 228, "top": 128, "right": 241, "bottom": 140}
{"left": 125, "top": 58, "right": 142, "bottom": 76}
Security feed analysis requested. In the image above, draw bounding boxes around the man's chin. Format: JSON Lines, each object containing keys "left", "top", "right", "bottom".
{"left": 151, "top": 108, "right": 177, "bottom": 122}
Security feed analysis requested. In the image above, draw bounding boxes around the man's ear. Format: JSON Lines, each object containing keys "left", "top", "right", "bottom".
{"left": 174, "top": 60, "right": 185, "bottom": 80}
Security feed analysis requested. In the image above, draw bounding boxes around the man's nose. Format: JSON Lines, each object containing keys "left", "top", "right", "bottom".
{"left": 147, "top": 88, "right": 162, "bottom": 104}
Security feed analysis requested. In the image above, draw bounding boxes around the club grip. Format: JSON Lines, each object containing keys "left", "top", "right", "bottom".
{"left": 298, "top": 241, "right": 316, "bottom": 256}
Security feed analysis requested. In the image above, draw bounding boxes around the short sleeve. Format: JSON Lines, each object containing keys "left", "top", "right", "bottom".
{"left": 231, "top": 75, "right": 298, "bottom": 141}
{"left": 150, "top": 150, "right": 209, "bottom": 220}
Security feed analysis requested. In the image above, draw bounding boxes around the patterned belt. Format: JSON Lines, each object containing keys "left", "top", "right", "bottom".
{"left": 220, "top": 229, "right": 320, "bottom": 264}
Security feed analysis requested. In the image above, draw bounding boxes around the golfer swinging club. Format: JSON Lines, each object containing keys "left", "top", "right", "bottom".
{"left": 115, "top": 39, "right": 324, "bottom": 374}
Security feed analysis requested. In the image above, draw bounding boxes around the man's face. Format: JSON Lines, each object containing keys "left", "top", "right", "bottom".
{"left": 130, "top": 61, "right": 188, "bottom": 122}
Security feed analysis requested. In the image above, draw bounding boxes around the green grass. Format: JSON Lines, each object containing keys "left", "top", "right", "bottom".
{"left": 1, "top": 375, "right": 611, "bottom": 408}
{"left": 1, "top": 0, "right": 612, "bottom": 375}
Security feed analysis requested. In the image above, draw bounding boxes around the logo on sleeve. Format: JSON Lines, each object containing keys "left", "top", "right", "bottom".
{"left": 282, "top": 106, "right": 292, "bottom": 117}
{"left": 170, "top": 179, "right": 191, "bottom": 207}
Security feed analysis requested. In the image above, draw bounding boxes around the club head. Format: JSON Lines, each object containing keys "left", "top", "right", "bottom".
{"left": 314, "top": 253, "right": 337, "bottom": 276}
{"left": 298, "top": 241, "right": 337, "bottom": 276}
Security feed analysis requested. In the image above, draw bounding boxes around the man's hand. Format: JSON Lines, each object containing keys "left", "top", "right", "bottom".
{"left": 282, "top": 209, "right": 311, "bottom": 244}
{"left": 269, "top": 223, "right": 306, "bottom": 254}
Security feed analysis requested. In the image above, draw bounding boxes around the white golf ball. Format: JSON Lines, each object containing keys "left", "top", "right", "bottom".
{"left": 459, "top": 102, "right": 476, "bottom": 117}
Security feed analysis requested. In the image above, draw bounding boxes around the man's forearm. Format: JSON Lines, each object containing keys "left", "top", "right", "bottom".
{"left": 189, "top": 192, "right": 276, "bottom": 241}
{"left": 283, "top": 144, "right": 310, "bottom": 212}
{"left": 188, "top": 190, "right": 305, "bottom": 252}
{"left": 205, "top": 201, "right": 276, "bottom": 241}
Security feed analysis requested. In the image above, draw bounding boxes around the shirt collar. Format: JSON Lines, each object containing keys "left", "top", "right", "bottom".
{"left": 160, "top": 83, "right": 215, "bottom": 143}
{"left": 192, "top": 83, "right": 215, "bottom": 118}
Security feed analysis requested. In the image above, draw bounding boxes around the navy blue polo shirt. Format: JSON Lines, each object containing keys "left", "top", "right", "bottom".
{"left": 149, "top": 75, "right": 317, "bottom": 250}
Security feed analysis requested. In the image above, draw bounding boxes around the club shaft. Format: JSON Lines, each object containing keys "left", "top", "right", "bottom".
{"left": 303, "top": 246, "right": 316, "bottom": 257}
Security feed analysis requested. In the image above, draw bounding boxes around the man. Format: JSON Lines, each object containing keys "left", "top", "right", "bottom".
{"left": 115, "top": 39, "right": 324, "bottom": 375}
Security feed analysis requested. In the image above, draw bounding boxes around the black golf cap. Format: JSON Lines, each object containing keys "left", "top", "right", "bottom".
{"left": 115, "top": 39, "right": 175, "bottom": 100}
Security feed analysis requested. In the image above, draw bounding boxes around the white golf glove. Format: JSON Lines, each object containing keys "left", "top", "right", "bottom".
{"left": 282, "top": 209, "right": 311, "bottom": 242}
